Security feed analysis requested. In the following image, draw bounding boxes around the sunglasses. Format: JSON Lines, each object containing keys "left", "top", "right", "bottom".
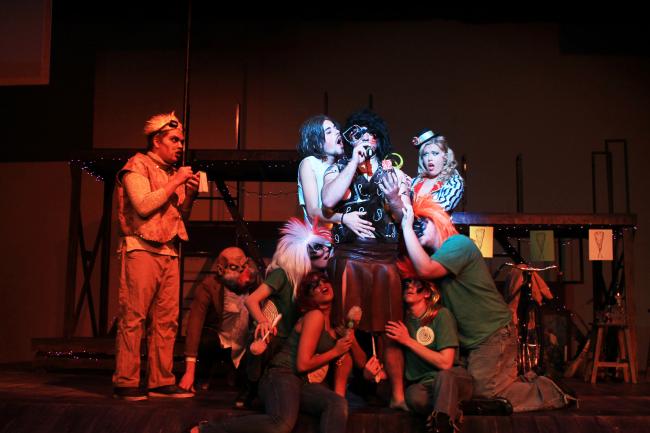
{"left": 343, "top": 124, "right": 373, "bottom": 144}
{"left": 413, "top": 217, "right": 428, "bottom": 238}
{"left": 150, "top": 119, "right": 180, "bottom": 136}
{"left": 402, "top": 279, "right": 426, "bottom": 293}
{"left": 308, "top": 242, "right": 332, "bottom": 259}
{"left": 308, "top": 278, "right": 331, "bottom": 294}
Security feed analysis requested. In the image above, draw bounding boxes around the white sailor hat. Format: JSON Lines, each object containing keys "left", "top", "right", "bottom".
{"left": 411, "top": 128, "right": 436, "bottom": 147}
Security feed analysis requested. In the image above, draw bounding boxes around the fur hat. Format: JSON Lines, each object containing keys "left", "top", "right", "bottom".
{"left": 143, "top": 111, "right": 183, "bottom": 136}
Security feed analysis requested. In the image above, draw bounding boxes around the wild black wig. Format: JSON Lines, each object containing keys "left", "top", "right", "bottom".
{"left": 343, "top": 109, "right": 393, "bottom": 161}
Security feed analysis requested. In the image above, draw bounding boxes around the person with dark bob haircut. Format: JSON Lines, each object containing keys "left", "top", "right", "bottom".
{"left": 297, "top": 115, "right": 375, "bottom": 238}
{"left": 187, "top": 271, "right": 365, "bottom": 433}
{"left": 321, "top": 109, "right": 412, "bottom": 410}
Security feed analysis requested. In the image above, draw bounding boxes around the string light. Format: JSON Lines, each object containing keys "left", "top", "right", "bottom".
{"left": 69, "top": 157, "right": 300, "bottom": 188}
{"left": 69, "top": 157, "right": 130, "bottom": 183}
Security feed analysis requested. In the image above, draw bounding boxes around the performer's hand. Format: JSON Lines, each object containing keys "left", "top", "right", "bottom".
{"left": 351, "top": 143, "right": 368, "bottom": 165}
{"left": 379, "top": 170, "right": 401, "bottom": 204}
{"left": 174, "top": 166, "right": 194, "bottom": 184}
{"left": 363, "top": 356, "right": 387, "bottom": 382}
{"left": 179, "top": 370, "right": 196, "bottom": 393}
{"left": 401, "top": 203, "right": 415, "bottom": 230}
{"left": 334, "top": 334, "right": 353, "bottom": 356}
{"left": 342, "top": 211, "right": 375, "bottom": 238}
{"left": 335, "top": 324, "right": 358, "bottom": 341}
{"left": 185, "top": 172, "right": 200, "bottom": 197}
{"left": 334, "top": 324, "right": 347, "bottom": 338}
{"left": 255, "top": 321, "right": 276, "bottom": 340}
{"left": 385, "top": 320, "right": 411, "bottom": 346}
{"left": 346, "top": 327, "right": 357, "bottom": 342}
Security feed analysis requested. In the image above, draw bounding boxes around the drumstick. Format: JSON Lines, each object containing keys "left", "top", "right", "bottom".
{"left": 249, "top": 313, "right": 283, "bottom": 356}
{"left": 370, "top": 334, "right": 382, "bottom": 383}
{"left": 261, "top": 313, "right": 282, "bottom": 342}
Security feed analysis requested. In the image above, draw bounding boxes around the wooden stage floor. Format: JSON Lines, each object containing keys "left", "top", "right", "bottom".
{"left": 1, "top": 365, "right": 649, "bottom": 433}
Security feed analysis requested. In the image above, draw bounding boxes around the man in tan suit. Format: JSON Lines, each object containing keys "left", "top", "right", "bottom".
{"left": 112, "top": 111, "right": 199, "bottom": 401}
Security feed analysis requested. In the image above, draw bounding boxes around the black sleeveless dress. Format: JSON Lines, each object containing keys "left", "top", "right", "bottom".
{"left": 328, "top": 159, "right": 403, "bottom": 332}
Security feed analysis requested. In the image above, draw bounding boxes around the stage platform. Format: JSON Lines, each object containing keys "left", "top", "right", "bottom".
{"left": 1, "top": 365, "right": 649, "bottom": 433}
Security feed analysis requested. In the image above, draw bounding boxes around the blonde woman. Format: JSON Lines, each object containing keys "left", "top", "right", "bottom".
{"left": 410, "top": 130, "right": 464, "bottom": 212}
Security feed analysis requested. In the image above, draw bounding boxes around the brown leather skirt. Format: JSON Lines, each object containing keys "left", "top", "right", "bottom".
{"left": 328, "top": 240, "right": 403, "bottom": 332}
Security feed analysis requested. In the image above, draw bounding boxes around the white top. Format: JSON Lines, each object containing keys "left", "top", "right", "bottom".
{"left": 297, "top": 156, "right": 330, "bottom": 223}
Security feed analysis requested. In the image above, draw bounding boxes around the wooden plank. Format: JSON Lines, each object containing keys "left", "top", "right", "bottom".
{"left": 452, "top": 213, "right": 636, "bottom": 227}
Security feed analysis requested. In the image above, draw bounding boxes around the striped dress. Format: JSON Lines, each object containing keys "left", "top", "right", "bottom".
{"left": 411, "top": 170, "right": 464, "bottom": 212}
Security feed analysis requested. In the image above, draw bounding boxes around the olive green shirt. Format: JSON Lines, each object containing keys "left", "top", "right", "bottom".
{"left": 404, "top": 307, "right": 459, "bottom": 383}
{"left": 264, "top": 268, "right": 299, "bottom": 339}
{"left": 270, "top": 320, "right": 337, "bottom": 376}
{"left": 432, "top": 235, "right": 512, "bottom": 350}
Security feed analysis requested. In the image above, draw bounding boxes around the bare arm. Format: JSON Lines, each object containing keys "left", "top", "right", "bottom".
{"left": 406, "top": 342, "right": 455, "bottom": 371}
{"left": 385, "top": 320, "right": 455, "bottom": 370}
{"left": 400, "top": 203, "right": 449, "bottom": 279}
{"left": 321, "top": 144, "right": 366, "bottom": 209}
{"left": 244, "top": 283, "right": 275, "bottom": 339}
{"left": 349, "top": 331, "right": 367, "bottom": 368}
{"left": 319, "top": 151, "right": 376, "bottom": 238}
{"left": 296, "top": 310, "right": 352, "bottom": 373}
{"left": 300, "top": 159, "right": 375, "bottom": 236}
{"left": 123, "top": 168, "right": 196, "bottom": 218}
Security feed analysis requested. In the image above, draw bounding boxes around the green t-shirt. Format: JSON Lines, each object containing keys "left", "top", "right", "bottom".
{"left": 432, "top": 234, "right": 512, "bottom": 350}
{"left": 270, "top": 320, "right": 337, "bottom": 375}
{"left": 404, "top": 307, "right": 459, "bottom": 384}
{"left": 264, "top": 268, "right": 299, "bottom": 338}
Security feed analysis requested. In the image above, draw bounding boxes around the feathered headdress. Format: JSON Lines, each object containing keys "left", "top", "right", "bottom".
{"left": 143, "top": 111, "right": 183, "bottom": 136}
{"left": 412, "top": 194, "right": 458, "bottom": 245}
{"left": 267, "top": 217, "right": 332, "bottom": 300}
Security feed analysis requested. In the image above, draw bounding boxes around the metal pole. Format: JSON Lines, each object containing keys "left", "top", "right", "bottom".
{"left": 99, "top": 177, "right": 114, "bottom": 336}
{"left": 178, "top": 0, "right": 193, "bottom": 335}
{"left": 64, "top": 163, "right": 82, "bottom": 338}
{"left": 181, "top": 0, "right": 192, "bottom": 165}
{"left": 516, "top": 153, "right": 524, "bottom": 213}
